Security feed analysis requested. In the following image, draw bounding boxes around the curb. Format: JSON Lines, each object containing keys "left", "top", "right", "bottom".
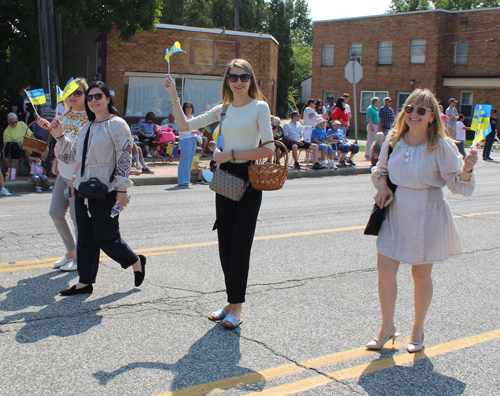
{"left": 4, "top": 166, "right": 372, "bottom": 193}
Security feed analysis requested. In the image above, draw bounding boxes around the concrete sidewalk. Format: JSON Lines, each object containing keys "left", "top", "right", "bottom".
{"left": 4, "top": 152, "right": 372, "bottom": 193}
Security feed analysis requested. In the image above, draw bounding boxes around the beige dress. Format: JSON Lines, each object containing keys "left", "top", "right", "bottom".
{"left": 371, "top": 137, "right": 475, "bottom": 264}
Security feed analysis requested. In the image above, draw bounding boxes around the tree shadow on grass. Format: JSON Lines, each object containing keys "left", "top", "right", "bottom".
{"left": 93, "top": 325, "right": 265, "bottom": 393}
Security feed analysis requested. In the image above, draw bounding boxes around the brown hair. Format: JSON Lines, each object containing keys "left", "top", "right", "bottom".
{"left": 63, "top": 77, "right": 89, "bottom": 112}
{"left": 388, "top": 88, "right": 450, "bottom": 152}
{"left": 221, "top": 59, "right": 266, "bottom": 105}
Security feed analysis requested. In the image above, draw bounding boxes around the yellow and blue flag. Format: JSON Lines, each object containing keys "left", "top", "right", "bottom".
{"left": 471, "top": 104, "right": 492, "bottom": 148}
{"left": 57, "top": 86, "right": 64, "bottom": 103}
{"left": 164, "top": 42, "right": 186, "bottom": 63}
{"left": 61, "top": 78, "right": 79, "bottom": 101}
{"left": 26, "top": 89, "right": 47, "bottom": 106}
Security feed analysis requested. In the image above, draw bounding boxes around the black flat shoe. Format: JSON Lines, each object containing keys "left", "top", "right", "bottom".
{"left": 134, "top": 255, "right": 146, "bottom": 287}
{"left": 60, "top": 284, "right": 93, "bottom": 296}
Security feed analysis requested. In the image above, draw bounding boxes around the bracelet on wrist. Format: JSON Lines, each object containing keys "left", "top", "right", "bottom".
{"left": 55, "top": 135, "right": 64, "bottom": 139}
{"left": 72, "top": 174, "right": 77, "bottom": 179}
{"left": 170, "top": 98, "right": 180, "bottom": 105}
{"left": 463, "top": 167, "right": 474, "bottom": 174}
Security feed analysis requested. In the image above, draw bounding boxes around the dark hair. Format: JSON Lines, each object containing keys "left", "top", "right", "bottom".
{"left": 145, "top": 111, "right": 155, "bottom": 121}
{"left": 182, "top": 101, "right": 194, "bottom": 115}
{"left": 335, "top": 97, "right": 345, "bottom": 111}
{"left": 20, "top": 82, "right": 30, "bottom": 90}
{"left": 291, "top": 111, "right": 300, "bottom": 118}
{"left": 84, "top": 81, "right": 119, "bottom": 122}
{"left": 343, "top": 93, "right": 350, "bottom": 98}
{"left": 492, "top": 109, "right": 497, "bottom": 113}
{"left": 459, "top": 113, "right": 464, "bottom": 120}
{"left": 301, "top": 99, "right": 316, "bottom": 118}
{"left": 315, "top": 99, "right": 324, "bottom": 113}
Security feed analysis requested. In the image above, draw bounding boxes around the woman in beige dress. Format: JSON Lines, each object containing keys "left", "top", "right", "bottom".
{"left": 367, "top": 88, "right": 477, "bottom": 353}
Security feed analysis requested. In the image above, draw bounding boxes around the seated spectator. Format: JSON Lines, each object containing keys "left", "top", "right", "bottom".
{"left": 268, "top": 116, "right": 286, "bottom": 164}
{"left": 282, "top": 111, "right": 322, "bottom": 170}
{"left": 136, "top": 111, "right": 157, "bottom": 157}
{"left": 3, "top": 112, "right": 32, "bottom": 171}
{"left": 160, "top": 113, "right": 179, "bottom": 134}
{"left": 330, "top": 97, "right": 349, "bottom": 133}
{"left": 327, "top": 120, "right": 359, "bottom": 166}
{"left": 29, "top": 154, "right": 53, "bottom": 193}
{"left": 191, "top": 147, "right": 208, "bottom": 183}
{"left": 0, "top": 172, "right": 12, "bottom": 196}
{"left": 131, "top": 142, "right": 153, "bottom": 173}
{"left": 311, "top": 118, "right": 337, "bottom": 169}
{"left": 316, "top": 99, "right": 327, "bottom": 115}
{"left": 369, "top": 132, "right": 385, "bottom": 167}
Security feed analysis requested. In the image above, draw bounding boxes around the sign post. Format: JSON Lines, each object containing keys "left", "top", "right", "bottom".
{"left": 344, "top": 60, "right": 363, "bottom": 143}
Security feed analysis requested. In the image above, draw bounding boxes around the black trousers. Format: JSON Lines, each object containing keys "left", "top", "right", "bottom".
{"left": 75, "top": 190, "right": 138, "bottom": 284}
{"left": 483, "top": 132, "right": 495, "bottom": 159}
{"left": 214, "top": 162, "right": 262, "bottom": 304}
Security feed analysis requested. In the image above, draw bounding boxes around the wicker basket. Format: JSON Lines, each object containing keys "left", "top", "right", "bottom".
{"left": 248, "top": 140, "right": 289, "bottom": 191}
{"left": 23, "top": 121, "right": 49, "bottom": 154}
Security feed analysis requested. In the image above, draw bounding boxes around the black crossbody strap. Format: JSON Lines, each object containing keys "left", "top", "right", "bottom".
{"left": 81, "top": 123, "right": 92, "bottom": 178}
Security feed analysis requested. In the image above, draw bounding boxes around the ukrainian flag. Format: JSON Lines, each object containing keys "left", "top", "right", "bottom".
{"left": 61, "top": 78, "right": 79, "bottom": 101}
{"left": 164, "top": 42, "right": 186, "bottom": 63}
{"left": 57, "top": 86, "right": 64, "bottom": 103}
{"left": 26, "top": 89, "right": 47, "bottom": 106}
{"left": 471, "top": 104, "right": 492, "bottom": 148}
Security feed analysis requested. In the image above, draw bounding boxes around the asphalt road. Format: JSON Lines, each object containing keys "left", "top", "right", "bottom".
{"left": 1, "top": 155, "right": 499, "bottom": 396}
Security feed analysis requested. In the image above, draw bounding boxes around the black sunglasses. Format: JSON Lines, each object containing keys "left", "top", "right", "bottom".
{"left": 70, "top": 90, "right": 84, "bottom": 97}
{"left": 185, "top": 105, "right": 193, "bottom": 108}
{"left": 404, "top": 105, "right": 432, "bottom": 116}
{"left": 86, "top": 93, "right": 104, "bottom": 102}
{"left": 227, "top": 73, "right": 251, "bottom": 83}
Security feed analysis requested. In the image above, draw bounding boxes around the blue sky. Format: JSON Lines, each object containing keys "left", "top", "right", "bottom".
{"left": 308, "top": 0, "right": 392, "bottom": 22}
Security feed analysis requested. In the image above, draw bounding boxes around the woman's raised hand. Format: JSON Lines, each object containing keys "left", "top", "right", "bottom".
{"left": 163, "top": 75, "right": 177, "bottom": 96}
{"left": 36, "top": 116, "right": 51, "bottom": 130}
{"left": 49, "top": 117, "right": 63, "bottom": 138}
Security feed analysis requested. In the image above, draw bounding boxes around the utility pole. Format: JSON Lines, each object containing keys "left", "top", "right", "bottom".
{"left": 234, "top": 0, "right": 240, "bottom": 31}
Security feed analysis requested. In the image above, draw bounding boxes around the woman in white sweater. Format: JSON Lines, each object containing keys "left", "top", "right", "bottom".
{"left": 164, "top": 59, "right": 273, "bottom": 328}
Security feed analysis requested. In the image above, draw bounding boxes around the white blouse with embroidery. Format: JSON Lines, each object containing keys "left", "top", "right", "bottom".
{"left": 371, "top": 137, "right": 475, "bottom": 264}
{"left": 57, "top": 109, "right": 88, "bottom": 179}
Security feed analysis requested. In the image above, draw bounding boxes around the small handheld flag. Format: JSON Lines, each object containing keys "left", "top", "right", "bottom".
{"left": 471, "top": 104, "right": 492, "bottom": 148}
{"left": 57, "top": 86, "right": 64, "bottom": 103}
{"left": 26, "top": 89, "right": 47, "bottom": 106}
{"left": 164, "top": 42, "right": 186, "bottom": 74}
{"left": 61, "top": 78, "right": 79, "bottom": 101}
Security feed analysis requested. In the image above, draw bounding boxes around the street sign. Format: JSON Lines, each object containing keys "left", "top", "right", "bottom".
{"left": 345, "top": 61, "right": 362, "bottom": 84}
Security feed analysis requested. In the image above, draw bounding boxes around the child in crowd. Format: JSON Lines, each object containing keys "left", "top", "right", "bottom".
{"left": 29, "top": 155, "right": 53, "bottom": 193}
{"left": 207, "top": 140, "right": 220, "bottom": 172}
{"left": 456, "top": 114, "right": 469, "bottom": 158}
{"left": 191, "top": 147, "right": 208, "bottom": 183}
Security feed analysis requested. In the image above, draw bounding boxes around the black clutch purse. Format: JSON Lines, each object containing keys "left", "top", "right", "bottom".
{"left": 78, "top": 177, "right": 108, "bottom": 200}
{"left": 364, "top": 145, "right": 396, "bottom": 236}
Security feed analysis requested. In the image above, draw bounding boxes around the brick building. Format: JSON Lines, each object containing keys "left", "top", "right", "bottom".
{"left": 312, "top": 8, "right": 500, "bottom": 129}
{"left": 62, "top": 24, "right": 279, "bottom": 122}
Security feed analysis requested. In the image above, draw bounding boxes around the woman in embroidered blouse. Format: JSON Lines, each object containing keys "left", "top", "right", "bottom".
{"left": 48, "top": 81, "right": 146, "bottom": 296}
{"left": 164, "top": 59, "right": 273, "bottom": 328}
{"left": 367, "top": 88, "right": 477, "bottom": 353}
{"left": 36, "top": 77, "right": 89, "bottom": 272}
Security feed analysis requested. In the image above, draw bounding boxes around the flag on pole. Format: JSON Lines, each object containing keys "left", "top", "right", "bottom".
{"left": 25, "top": 89, "right": 47, "bottom": 106}
{"left": 164, "top": 42, "right": 186, "bottom": 74}
{"left": 57, "top": 86, "right": 64, "bottom": 103}
{"left": 471, "top": 104, "right": 492, "bottom": 148}
{"left": 61, "top": 78, "right": 79, "bottom": 101}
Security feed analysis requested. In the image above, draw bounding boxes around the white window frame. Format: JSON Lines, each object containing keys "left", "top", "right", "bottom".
{"left": 378, "top": 41, "right": 392, "bottom": 65}
{"left": 322, "top": 45, "right": 334, "bottom": 67}
{"left": 459, "top": 91, "right": 474, "bottom": 118}
{"left": 350, "top": 43, "right": 362, "bottom": 62}
{"left": 397, "top": 92, "right": 411, "bottom": 112}
{"left": 411, "top": 40, "right": 426, "bottom": 64}
{"left": 360, "top": 91, "right": 388, "bottom": 113}
{"left": 455, "top": 41, "right": 468, "bottom": 65}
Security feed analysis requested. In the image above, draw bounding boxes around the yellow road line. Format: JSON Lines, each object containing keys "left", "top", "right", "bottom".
{"left": 3, "top": 209, "right": 499, "bottom": 270}
{"left": 0, "top": 251, "right": 178, "bottom": 273}
{"left": 240, "top": 328, "right": 500, "bottom": 396}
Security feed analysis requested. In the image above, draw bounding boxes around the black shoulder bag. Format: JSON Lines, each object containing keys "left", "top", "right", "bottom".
{"left": 364, "top": 145, "right": 397, "bottom": 236}
{"left": 77, "top": 123, "right": 113, "bottom": 200}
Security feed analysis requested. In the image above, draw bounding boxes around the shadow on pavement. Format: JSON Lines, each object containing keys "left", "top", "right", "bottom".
{"left": 358, "top": 350, "right": 466, "bottom": 395}
{"left": 1, "top": 271, "right": 139, "bottom": 344}
{"left": 93, "top": 325, "right": 265, "bottom": 393}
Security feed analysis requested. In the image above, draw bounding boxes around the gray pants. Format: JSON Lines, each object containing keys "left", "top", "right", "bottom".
{"left": 49, "top": 175, "right": 77, "bottom": 255}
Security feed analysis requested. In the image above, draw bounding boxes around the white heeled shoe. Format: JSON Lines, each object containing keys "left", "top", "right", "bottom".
{"left": 366, "top": 327, "right": 400, "bottom": 350}
{"left": 53, "top": 256, "right": 74, "bottom": 269}
{"left": 407, "top": 333, "right": 425, "bottom": 353}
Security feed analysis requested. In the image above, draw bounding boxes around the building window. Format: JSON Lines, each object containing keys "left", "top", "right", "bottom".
{"left": 378, "top": 42, "right": 392, "bottom": 65}
{"left": 322, "top": 45, "right": 334, "bottom": 66}
{"left": 411, "top": 40, "right": 426, "bottom": 64}
{"left": 455, "top": 41, "right": 468, "bottom": 65}
{"left": 350, "top": 43, "right": 362, "bottom": 62}
{"left": 397, "top": 92, "right": 411, "bottom": 112}
{"left": 360, "top": 91, "right": 388, "bottom": 113}
{"left": 460, "top": 91, "right": 473, "bottom": 118}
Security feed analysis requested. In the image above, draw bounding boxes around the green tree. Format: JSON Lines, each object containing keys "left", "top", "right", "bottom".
{"left": 433, "top": 0, "right": 499, "bottom": 9}
{"left": 184, "top": 0, "right": 215, "bottom": 27}
{"left": 387, "top": 0, "right": 431, "bottom": 13}
{"left": 211, "top": 0, "right": 234, "bottom": 29}
{"left": 291, "top": 0, "right": 313, "bottom": 45}
{"left": 160, "top": 0, "right": 186, "bottom": 24}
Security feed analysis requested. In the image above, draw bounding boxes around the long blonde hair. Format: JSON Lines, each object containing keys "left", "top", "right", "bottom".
{"left": 63, "top": 77, "right": 89, "bottom": 112}
{"left": 221, "top": 59, "right": 266, "bottom": 105}
{"left": 370, "top": 132, "right": 385, "bottom": 158}
{"left": 388, "top": 88, "right": 449, "bottom": 152}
